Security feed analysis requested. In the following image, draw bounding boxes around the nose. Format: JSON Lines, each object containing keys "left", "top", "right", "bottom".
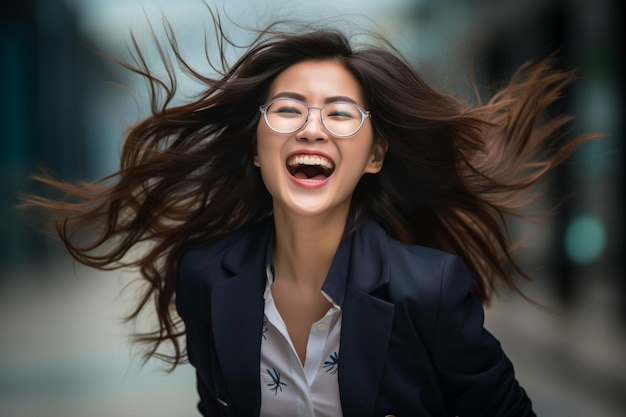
{"left": 296, "top": 108, "right": 328, "bottom": 142}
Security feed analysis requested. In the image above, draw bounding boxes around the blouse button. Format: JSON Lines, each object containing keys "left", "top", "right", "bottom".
{"left": 317, "top": 323, "right": 326, "bottom": 331}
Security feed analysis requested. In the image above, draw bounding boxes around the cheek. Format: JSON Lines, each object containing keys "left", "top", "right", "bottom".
{"left": 254, "top": 128, "right": 282, "bottom": 169}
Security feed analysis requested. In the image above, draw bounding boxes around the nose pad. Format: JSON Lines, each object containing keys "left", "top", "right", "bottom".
{"left": 296, "top": 109, "right": 328, "bottom": 141}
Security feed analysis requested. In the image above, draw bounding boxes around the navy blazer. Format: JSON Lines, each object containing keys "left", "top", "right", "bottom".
{"left": 176, "top": 217, "right": 535, "bottom": 417}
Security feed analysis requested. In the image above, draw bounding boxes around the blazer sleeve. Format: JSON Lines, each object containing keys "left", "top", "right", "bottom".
{"left": 176, "top": 250, "right": 223, "bottom": 417}
{"left": 424, "top": 255, "right": 535, "bottom": 417}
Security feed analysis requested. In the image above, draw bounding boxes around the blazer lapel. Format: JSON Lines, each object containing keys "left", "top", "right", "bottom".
{"left": 339, "top": 286, "right": 395, "bottom": 416}
{"left": 210, "top": 218, "right": 273, "bottom": 416}
{"left": 337, "top": 222, "right": 395, "bottom": 417}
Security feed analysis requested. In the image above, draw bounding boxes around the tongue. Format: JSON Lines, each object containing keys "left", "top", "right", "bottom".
{"left": 293, "top": 166, "right": 328, "bottom": 181}
{"left": 294, "top": 172, "right": 327, "bottom": 181}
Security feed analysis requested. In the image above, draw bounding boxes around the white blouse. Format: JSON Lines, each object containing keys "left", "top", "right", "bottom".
{"left": 259, "top": 265, "right": 344, "bottom": 417}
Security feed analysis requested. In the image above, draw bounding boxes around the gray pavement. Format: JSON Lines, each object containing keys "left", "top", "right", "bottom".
{"left": 1, "top": 258, "right": 624, "bottom": 417}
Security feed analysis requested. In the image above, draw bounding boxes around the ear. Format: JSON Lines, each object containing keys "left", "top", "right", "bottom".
{"left": 252, "top": 133, "right": 260, "bottom": 167}
{"left": 364, "top": 141, "right": 388, "bottom": 174}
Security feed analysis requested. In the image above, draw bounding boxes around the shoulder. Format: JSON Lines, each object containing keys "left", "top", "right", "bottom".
{"left": 177, "top": 228, "right": 240, "bottom": 278}
{"left": 356, "top": 220, "right": 467, "bottom": 281}
{"left": 387, "top": 236, "right": 454, "bottom": 272}
{"left": 383, "top": 231, "right": 475, "bottom": 308}
{"left": 386, "top": 232, "right": 467, "bottom": 281}
{"left": 177, "top": 216, "right": 272, "bottom": 279}
{"left": 353, "top": 220, "right": 473, "bottom": 302}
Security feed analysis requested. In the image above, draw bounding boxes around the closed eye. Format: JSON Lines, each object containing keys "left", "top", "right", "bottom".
{"left": 327, "top": 111, "right": 356, "bottom": 119}
{"left": 272, "top": 106, "right": 303, "bottom": 116}
{"left": 324, "top": 102, "right": 361, "bottom": 120}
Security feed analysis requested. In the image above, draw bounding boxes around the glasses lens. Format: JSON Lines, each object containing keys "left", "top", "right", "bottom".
{"left": 264, "top": 99, "right": 308, "bottom": 133}
{"left": 322, "top": 102, "right": 364, "bottom": 136}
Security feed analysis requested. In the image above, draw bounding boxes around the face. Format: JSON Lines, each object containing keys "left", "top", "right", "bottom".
{"left": 254, "top": 60, "right": 385, "bottom": 219}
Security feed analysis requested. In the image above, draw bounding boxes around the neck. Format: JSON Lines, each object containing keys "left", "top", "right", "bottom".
{"left": 271, "top": 207, "right": 348, "bottom": 289}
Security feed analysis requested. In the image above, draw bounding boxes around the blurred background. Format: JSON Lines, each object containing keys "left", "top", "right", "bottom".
{"left": 0, "top": 0, "right": 624, "bottom": 416}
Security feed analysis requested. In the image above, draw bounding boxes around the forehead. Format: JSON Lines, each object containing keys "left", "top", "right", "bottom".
{"left": 268, "top": 60, "right": 364, "bottom": 104}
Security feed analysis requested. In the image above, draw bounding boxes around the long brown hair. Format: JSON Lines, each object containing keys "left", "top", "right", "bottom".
{"left": 21, "top": 12, "right": 598, "bottom": 367}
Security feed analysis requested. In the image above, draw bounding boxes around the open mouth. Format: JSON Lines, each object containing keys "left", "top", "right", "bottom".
{"left": 286, "top": 154, "right": 335, "bottom": 181}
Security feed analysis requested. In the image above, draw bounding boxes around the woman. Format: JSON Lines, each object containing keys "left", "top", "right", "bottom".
{"left": 23, "top": 11, "right": 597, "bottom": 417}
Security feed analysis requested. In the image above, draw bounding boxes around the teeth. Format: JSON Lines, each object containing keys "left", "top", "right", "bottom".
{"left": 287, "top": 155, "right": 334, "bottom": 169}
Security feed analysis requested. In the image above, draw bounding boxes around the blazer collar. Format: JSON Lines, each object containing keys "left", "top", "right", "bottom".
{"left": 220, "top": 218, "right": 392, "bottom": 301}
{"left": 212, "top": 218, "right": 395, "bottom": 417}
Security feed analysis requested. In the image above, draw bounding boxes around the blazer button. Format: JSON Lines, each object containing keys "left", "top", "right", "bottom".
{"left": 216, "top": 397, "right": 229, "bottom": 407}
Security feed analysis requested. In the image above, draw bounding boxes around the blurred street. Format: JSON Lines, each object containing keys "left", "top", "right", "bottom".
{"left": 0, "top": 257, "right": 624, "bottom": 417}
{"left": 0, "top": 260, "right": 198, "bottom": 417}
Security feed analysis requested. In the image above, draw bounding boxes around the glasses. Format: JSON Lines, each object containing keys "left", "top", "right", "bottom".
{"left": 259, "top": 98, "right": 371, "bottom": 137}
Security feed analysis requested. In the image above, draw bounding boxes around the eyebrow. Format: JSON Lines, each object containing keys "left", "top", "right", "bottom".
{"left": 269, "top": 91, "right": 359, "bottom": 105}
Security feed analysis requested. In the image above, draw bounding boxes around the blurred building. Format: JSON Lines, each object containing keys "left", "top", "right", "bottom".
{"left": 1, "top": 0, "right": 115, "bottom": 269}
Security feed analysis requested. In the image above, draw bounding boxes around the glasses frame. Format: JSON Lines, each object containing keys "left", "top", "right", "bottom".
{"left": 259, "top": 98, "right": 371, "bottom": 138}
